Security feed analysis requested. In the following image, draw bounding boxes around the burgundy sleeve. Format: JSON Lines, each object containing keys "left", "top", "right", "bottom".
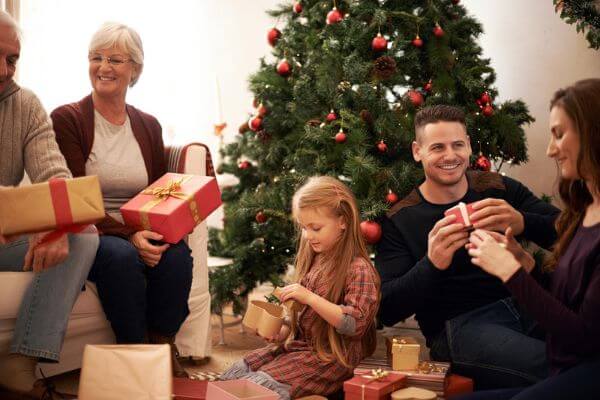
{"left": 50, "top": 106, "right": 87, "bottom": 178}
{"left": 505, "top": 264, "right": 600, "bottom": 356}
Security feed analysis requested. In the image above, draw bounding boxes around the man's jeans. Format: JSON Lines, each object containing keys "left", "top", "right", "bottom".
{"left": 0, "top": 233, "right": 98, "bottom": 362}
{"left": 429, "top": 298, "right": 549, "bottom": 390}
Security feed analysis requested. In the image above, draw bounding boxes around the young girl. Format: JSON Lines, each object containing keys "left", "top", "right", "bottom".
{"left": 221, "top": 176, "right": 380, "bottom": 399}
{"left": 458, "top": 79, "right": 600, "bottom": 399}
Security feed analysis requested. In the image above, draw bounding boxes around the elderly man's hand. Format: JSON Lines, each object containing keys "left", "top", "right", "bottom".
{"left": 24, "top": 232, "right": 70, "bottom": 272}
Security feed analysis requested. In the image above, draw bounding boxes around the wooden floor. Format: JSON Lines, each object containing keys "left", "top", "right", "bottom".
{"left": 41, "top": 282, "right": 428, "bottom": 395}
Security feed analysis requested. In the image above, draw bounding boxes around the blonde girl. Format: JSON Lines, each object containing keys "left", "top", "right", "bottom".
{"left": 221, "top": 176, "right": 380, "bottom": 399}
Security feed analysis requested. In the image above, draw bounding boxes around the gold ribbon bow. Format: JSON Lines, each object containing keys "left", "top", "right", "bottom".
{"left": 139, "top": 176, "right": 201, "bottom": 231}
{"left": 418, "top": 361, "right": 448, "bottom": 374}
{"left": 360, "top": 369, "right": 390, "bottom": 400}
{"left": 142, "top": 178, "right": 188, "bottom": 200}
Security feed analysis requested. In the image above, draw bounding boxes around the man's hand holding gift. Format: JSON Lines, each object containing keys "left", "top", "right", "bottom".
{"left": 428, "top": 214, "right": 470, "bottom": 270}
{"left": 469, "top": 198, "right": 525, "bottom": 235}
{"left": 24, "top": 232, "right": 69, "bottom": 272}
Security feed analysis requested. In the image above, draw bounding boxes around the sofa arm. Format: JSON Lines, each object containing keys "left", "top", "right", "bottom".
{"left": 165, "top": 143, "right": 216, "bottom": 177}
{"left": 165, "top": 143, "right": 214, "bottom": 358}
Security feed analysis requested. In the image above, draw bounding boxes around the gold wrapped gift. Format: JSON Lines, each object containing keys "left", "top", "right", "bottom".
{"left": 0, "top": 176, "right": 104, "bottom": 236}
{"left": 386, "top": 337, "right": 421, "bottom": 371}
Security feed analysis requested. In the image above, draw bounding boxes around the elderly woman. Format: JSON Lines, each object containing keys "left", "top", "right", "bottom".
{"left": 457, "top": 79, "right": 600, "bottom": 399}
{"left": 51, "top": 22, "right": 192, "bottom": 378}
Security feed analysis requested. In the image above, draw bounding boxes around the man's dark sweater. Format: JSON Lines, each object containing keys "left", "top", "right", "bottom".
{"left": 375, "top": 171, "right": 560, "bottom": 344}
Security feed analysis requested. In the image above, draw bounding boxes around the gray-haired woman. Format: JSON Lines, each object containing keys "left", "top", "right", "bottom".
{"left": 51, "top": 22, "right": 192, "bottom": 378}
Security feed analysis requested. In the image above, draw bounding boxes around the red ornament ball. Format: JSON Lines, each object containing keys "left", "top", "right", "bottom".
{"left": 408, "top": 90, "right": 424, "bottom": 107}
{"left": 326, "top": 110, "right": 337, "bottom": 122}
{"left": 255, "top": 211, "right": 268, "bottom": 224}
{"left": 293, "top": 1, "right": 303, "bottom": 14}
{"left": 412, "top": 35, "right": 423, "bottom": 48}
{"left": 377, "top": 140, "right": 388, "bottom": 153}
{"left": 238, "top": 161, "right": 251, "bottom": 170}
{"left": 480, "top": 91, "right": 492, "bottom": 104}
{"left": 371, "top": 33, "right": 387, "bottom": 52}
{"left": 360, "top": 220, "right": 382, "bottom": 244}
{"left": 276, "top": 59, "right": 292, "bottom": 77}
{"left": 326, "top": 7, "right": 343, "bottom": 25}
{"left": 386, "top": 191, "right": 399, "bottom": 204}
{"left": 433, "top": 24, "right": 445, "bottom": 38}
{"left": 249, "top": 116, "right": 263, "bottom": 131}
{"left": 473, "top": 154, "right": 492, "bottom": 172}
{"left": 335, "top": 130, "right": 347, "bottom": 143}
{"left": 257, "top": 104, "right": 268, "bottom": 117}
{"left": 482, "top": 103, "right": 494, "bottom": 117}
{"left": 424, "top": 80, "right": 433, "bottom": 93}
{"left": 267, "top": 28, "right": 281, "bottom": 47}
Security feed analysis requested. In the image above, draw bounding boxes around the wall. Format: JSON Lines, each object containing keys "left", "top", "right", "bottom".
{"left": 461, "top": 0, "right": 600, "bottom": 198}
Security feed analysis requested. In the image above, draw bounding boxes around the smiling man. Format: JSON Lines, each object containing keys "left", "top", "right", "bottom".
{"left": 375, "top": 105, "right": 560, "bottom": 389}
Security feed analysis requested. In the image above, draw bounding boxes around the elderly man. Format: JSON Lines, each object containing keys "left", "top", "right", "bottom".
{"left": 0, "top": 11, "right": 98, "bottom": 398}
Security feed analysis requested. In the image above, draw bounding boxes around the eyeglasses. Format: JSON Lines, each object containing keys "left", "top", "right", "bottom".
{"left": 88, "top": 54, "right": 132, "bottom": 66}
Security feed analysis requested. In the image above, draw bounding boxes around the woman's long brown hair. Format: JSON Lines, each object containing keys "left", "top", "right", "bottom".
{"left": 284, "top": 176, "right": 380, "bottom": 368}
{"left": 548, "top": 79, "right": 600, "bottom": 270}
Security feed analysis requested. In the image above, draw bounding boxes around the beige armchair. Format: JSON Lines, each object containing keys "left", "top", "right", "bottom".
{"left": 0, "top": 143, "right": 215, "bottom": 376}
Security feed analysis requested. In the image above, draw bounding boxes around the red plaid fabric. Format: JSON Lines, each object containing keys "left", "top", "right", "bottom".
{"left": 244, "top": 257, "right": 379, "bottom": 398}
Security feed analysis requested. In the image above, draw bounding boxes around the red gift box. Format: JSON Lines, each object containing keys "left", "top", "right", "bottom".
{"left": 120, "top": 173, "right": 222, "bottom": 244}
{"left": 444, "top": 374, "right": 473, "bottom": 398}
{"left": 344, "top": 372, "right": 406, "bottom": 400}
{"left": 173, "top": 378, "right": 207, "bottom": 400}
{"left": 444, "top": 202, "right": 476, "bottom": 228}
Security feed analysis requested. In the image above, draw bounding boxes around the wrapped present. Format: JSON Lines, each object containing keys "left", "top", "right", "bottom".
{"left": 391, "top": 387, "right": 437, "bottom": 400}
{"left": 344, "top": 369, "right": 406, "bottom": 400}
{"left": 444, "top": 374, "right": 473, "bottom": 398}
{"left": 356, "top": 359, "right": 449, "bottom": 398}
{"left": 386, "top": 337, "right": 421, "bottom": 371}
{"left": 242, "top": 300, "right": 285, "bottom": 338}
{"left": 0, "top": 176, "right": 104, "bottom": 236}
{"left": 443, "top": 202, "right": 476, "bottom": 228}
{"left": 173, "top": 377, "right": 207, "bottom": 400}
{"left": 206, "top": 379, "right": 279, "bottom": 400}
{"left": 120, "top": 173, "right": 222, "bottom": 244}
{"left": 78, "top": 344, "right": 171, "bottom": 400}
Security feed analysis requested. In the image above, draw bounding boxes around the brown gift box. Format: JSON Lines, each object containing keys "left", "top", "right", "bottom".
{"left": 386, "top": 337, "right": 421, "bottom": 371}
{"left": 0, "top": 176, "right": 104, "bottom": 236}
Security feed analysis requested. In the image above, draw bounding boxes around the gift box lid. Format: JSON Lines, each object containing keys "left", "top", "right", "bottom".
{"left": 173, "top": 378, "right": 207, "bottom": 400}
{"left": 206, "top": 380, "right": 279, "bottom": 400}
{"left": 344, "top": 373, "right": 406, "bottom": 397}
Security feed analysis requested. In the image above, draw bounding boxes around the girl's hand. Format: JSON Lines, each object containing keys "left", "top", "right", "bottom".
{"left": 263, "top": 324, "right": 290, "bottom": 343}
{"left": 468, "top": 229, "right": 521, "bottom": 283}
{"left": 278, "top": 283, "right": 316, "bottom": 306}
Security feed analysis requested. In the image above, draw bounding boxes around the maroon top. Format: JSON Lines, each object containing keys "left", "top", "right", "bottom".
{"left": 506, "top": 222, "right": 600, "bottom": 375}
{"left": 51, "top": 94, "right": 167, "bottom": 237}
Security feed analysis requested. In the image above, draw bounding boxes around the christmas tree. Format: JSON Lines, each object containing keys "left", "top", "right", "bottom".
{"left": 209, "top": 0, "right": 534, "bottom": 316}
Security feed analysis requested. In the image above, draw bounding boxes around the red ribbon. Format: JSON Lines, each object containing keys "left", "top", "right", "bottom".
{"left": 33, "top": 179, "right": 89, "bottom": 250}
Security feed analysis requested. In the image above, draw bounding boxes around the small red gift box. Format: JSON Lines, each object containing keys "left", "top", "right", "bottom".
{"left": 173, "top": 378, "right": 207, "bottom": 400}
{"left": 344, "top": 371, "right": 406, "bottom": 400}
{"left": 120, "top": 173, "right": 222, "bottom": 244}
{"left": 445, "top": 374, "right": 473, "bottom": 398}
{"left": 444, "top": 201, "right": 476, "bottom": 228}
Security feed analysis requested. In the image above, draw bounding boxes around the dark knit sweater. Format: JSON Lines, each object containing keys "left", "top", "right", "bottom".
{"left": 375, "top": 171, "right": 560, "bottom": 343}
